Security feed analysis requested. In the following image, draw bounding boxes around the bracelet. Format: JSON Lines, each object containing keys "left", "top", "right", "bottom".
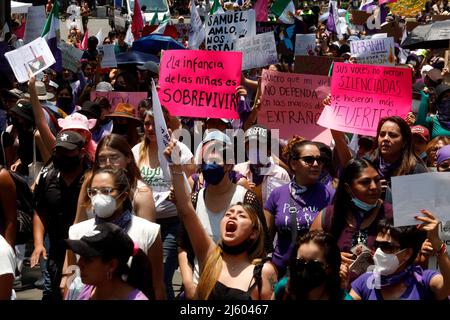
{"left": 171, "top": 171, "right": 184, "bottom": 175}
{"left": 437, "top": 242, "right": 447, "bottom": 256}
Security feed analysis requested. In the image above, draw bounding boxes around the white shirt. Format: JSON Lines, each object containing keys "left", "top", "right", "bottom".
{"left": 0, "top": 235, "right": 16, "bottom": 300}
{"left": 69, "top": 215, "right": 161, "bottom": 254}
{"left": 132, "top": 141, "right": 193, "bottom": 219}
{"left": 192, "top": 185, "right": 248, "bottom": 283}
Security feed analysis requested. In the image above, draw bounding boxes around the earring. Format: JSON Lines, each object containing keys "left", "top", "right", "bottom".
{"left": 106, "top": 270, "right": 112, "bottom": 281}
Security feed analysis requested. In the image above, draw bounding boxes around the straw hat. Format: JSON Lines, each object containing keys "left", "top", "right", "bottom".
{"left": 24, "top": 81, "right": 55, "bottom": 100}
{"left": 106, "top": 103, "right": 142, "bottom": 126}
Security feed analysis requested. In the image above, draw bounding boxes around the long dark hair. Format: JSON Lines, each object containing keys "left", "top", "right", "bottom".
{"left": 373, "top": 116, "right": 423, "bottom": 176}
{"left": 331, "top": 158, "right": 376, "bottom": 239}
{"left": 376, "top": 219, "right": 426, "bottom": 266}
{"left": 287, "top": 230, "right": 342, "bottom": 300}
{"left": 89, "top": 167, "right": 133, "bottom": 212}
{"left": 93, "top": 134, "right": 141, "bottom": 191}
{"left": 99, "top": 224, "right": 154, "bottom": 299}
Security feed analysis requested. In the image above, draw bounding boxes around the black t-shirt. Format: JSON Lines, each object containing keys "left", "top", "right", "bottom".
{"left": 34, "top": 164, "right": 86, "bottom": 258}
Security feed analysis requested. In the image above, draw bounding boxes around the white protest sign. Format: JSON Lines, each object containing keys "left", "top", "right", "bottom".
{"left": 371, "top": 33, "right": 388, "bottom": 39}
{"left": 234, "top": 32, "right": 278, "bottom": 70}
{"left": 295, "top": 33, "right": 317, "bottom": 56}
{"left": 24, "top": 5, "right": 46, "bottom": 44}
{"left": 350, "top": 37, "right": 396, "bottom": 66}
{"left": 98, "top": 44, "right": 117, "bottom": 68}
{"left": 392, "top": 172, "right": 450, "bottom": 227}
{"left": 60, "top": 41, "right": 83, "bottom": 72}
{"left": 5, "top": 37, "right": 55, "bottom": 83}
{"left": 205, "top": 9, "right": 256, "bottom": 51}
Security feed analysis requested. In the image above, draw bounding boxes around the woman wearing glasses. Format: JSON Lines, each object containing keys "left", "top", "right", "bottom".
{"left": 311, "top": 158, "right": 393, "bottom": 285}
{"left": 273, "top": 230, "right": 351, "bottom": 300}
{"left": 65, "top": 167, "right": 165, "bottom": 299}
{"left": 350, "top": 212, "right": 450, "bottom": 300}
{"left": 264, "top": 137, "right": 333, "bottom": 277}
{"left": 73, "top": 134, "right": 156, "bottom": 223}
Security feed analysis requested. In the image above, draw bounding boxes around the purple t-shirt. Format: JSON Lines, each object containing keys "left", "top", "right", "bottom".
{"left": 351, "top": 270, "right": 439, "bottom": 300}
{"left": 77, "top": 284, "right": 149, "bottom": 300}
{"left": 264, "top": 183, "right": 332, "bottom": 273}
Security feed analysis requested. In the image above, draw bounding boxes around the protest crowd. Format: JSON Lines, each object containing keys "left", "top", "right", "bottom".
{"left": 2, "top": 0, "right": 450, "bottom": 302}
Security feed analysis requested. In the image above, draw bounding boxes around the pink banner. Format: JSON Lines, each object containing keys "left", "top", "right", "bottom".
{"left": 158, "top": 49, "right": 242, "bottom": 119}
{"left": 317, "top": 62, "right": 412, "bottom": 136}
{"left": 259, "top": 70, "right": 332, "bottom": 144}
{"left": 90, "top": 91, "right": 148, "bottom": 116}
{"left": 379, "top": 0, "right": 397, "bottom": 4}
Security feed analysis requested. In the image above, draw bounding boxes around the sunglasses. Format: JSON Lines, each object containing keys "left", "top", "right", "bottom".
{"left": 296, "top": 156, "right": 324, "bottom": 166}
{"left": 373, "top": 240, "right": 401, "bottom": 254}
{"left": 438, "top": 162, "right": 450, "bottom": 171}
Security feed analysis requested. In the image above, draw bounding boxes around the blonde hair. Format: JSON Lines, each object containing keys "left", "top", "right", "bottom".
{"left": 195, "top": 202, "right": 266, "bottom": 300}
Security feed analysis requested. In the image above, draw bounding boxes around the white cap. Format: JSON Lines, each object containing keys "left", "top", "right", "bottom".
{"left": 95, "top": 81, "right": 114, "bottom": 92}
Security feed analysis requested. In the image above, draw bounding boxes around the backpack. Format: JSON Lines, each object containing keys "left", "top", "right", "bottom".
{"left": 2, "top": 168, "right": 34, "bottom": 244}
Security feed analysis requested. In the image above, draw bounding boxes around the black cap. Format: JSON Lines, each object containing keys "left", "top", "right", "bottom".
{"left": 55, "top": 130, "right": 86, "bottom": 150}
{"left": 245, "top": 124, "right": 271, "bottom": 143}
{"left": 77, "top": 101, "right": 102, "bottom": 119}
{"left": 10, "top": 101, "right": 34, "bottom": 123}
{"left": 65, "top": 223, "right": 133, "bottom": 261}
{"left": 435, "top": 83, "right": 450, "bottom": 103}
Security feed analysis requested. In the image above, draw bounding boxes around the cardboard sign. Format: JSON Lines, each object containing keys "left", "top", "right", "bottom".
{"left": 350, "top": 37, "right": 396, "bottom": 66}
{"left": 158, "top": 49, "right": 242, "bottom": 119}
{"left": 5, "top": 37, "right": 55, "bottom": 83}
{"left": 295, "top": 34, "right": 317, "bottom": 56}
{"left": 259, "top": 69, "right": 332, "bottom": 143}
{"left": 234, "top": 32, "right": 278, "bottom": 70}
{"left": 60, "top": 41, "right": 83, "bottom": 73}
{"left": 257, "top": 22, "right": 296, "bottom": 58}
{"left": 380, "top": 22, "right": 403, "bottom": 42}
{"left": 392, "top": 172, "right": 450, "bottom": 227}
{"left": 24, "top": 5, "right": 46, "bottom": 44}
{"left": 295, "top": 55, "right": 345, "bottom": 76}
{"left": 317, "top": 62, "right": 412, "bottom": 136}
{"left": 350, "top": 10, "right": 371, "bottom": 26}
{"left": 90, "top": 91, "right": 147, "bottom": 115}
{"left": 205, "top": 10, "right": 256, "bottom": 51}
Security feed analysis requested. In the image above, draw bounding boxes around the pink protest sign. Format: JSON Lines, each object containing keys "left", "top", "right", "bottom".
{"left": 158, "top": 49, "right": 242, "bottom": 119}
{"left": 317, "top": 62, "right": 412, "bottom": 136}
{"left": 259, "top": 69, "right": 332, "bottom": 144}
{"left": 379, "top": 0, "right": 397, "bottom": 4}
{"left": 90, "top": 91, "right": 147, "bottom": 116}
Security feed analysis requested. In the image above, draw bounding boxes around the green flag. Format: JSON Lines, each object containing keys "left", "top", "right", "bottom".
{"left": 270, "top": 0, "right": 291, "bottom": 17}
{"left": 209, "top": 0, "right": 222, "bottom": 14}
{"left": 345, "top": 11, "right": 351, "bottom": 25}
{"left": 41, "top": 1, "right": 59, "bottom": 37}
{"left": 150, "top": 13, "right": 159, "bottom": 25}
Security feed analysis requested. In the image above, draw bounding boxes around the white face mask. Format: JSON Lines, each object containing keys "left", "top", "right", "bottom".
{"left": 373, "top": 248, "right": 405, "bottom": 275}
{"left": 91, "top": 194, "right": 117, "bottom": 218}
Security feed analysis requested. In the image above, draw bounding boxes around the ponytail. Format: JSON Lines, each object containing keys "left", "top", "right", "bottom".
{"left": 127, "top": 248, "right": 154, "bottom": 300}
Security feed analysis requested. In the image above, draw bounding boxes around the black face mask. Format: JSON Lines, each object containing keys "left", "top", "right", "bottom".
{"left": 113, "top": 123, "right": 128, "bottom": 135}
{"left": 57, "top": 97, "right": 72, "bottom": 110}
{"left": 290, "top": 258, "right": 327, "bottom": 296}
{"left": 114, "top": 84, "right": 127, "bottom": 92}
{"left": 53, "top": 154, "right": 81, "bottom": 173}
{"left": 219, "top": 238, "right": 257, "bottom": 255}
